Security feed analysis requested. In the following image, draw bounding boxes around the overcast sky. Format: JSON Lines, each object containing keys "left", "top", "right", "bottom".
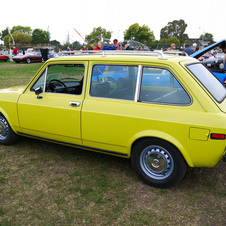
{"left": 1, "top": 0, "right": 225, "bottom": 45}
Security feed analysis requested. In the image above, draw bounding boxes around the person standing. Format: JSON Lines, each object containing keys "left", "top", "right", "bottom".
{"left": 170, "top": 43, "right": 176, "bottom": 50}
{"left": 113, "top": 39, "right": 119, "bottom": 50}
{"left": 122, "top": 41, "right": 133, "bottom": 50}
{"left": 183, "top": 43, "right": 194, "bottom": 55}
{"left": 13, "top": 47, "right": 18, "bottom": 56}
{"left": 94, "top": 41, "right": 103, "bottom": 50}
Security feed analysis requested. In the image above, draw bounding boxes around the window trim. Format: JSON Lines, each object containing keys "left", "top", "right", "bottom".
{"left": 138, "top": 66, "right": 192, "bottom": 106}
{"left": 30, "top": 63, "right": 85, "bottom": 96}
{"left": 90, "top": 63, "right": 139, "bottom": 101}
{"left": 186, "top": 62, "right": 226, "bottom": 103}
{"left": 134, "top": 65, "right": 143, "bottom": 102}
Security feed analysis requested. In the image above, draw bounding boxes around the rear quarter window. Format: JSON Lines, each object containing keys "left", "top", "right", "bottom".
{"left": 187, "top": 63, "right": 226, "bottom": 102}
{"left": 140, "top": 67, "right": 191, "bottom": 105}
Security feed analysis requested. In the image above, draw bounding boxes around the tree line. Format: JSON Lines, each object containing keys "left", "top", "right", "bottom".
{"left": 0, "top": 20, "right": 215, "bottom": 50}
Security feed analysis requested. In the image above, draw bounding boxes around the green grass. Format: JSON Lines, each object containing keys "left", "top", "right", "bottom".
{"left": 0, "top": 62, "right": 225, "bottom": 225}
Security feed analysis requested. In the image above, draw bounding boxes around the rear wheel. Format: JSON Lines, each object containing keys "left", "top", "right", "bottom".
{"left": 131, "top": 138, "right": 187, "bottom": 188}
{"left": 0, "top": 115, "right": 19, "bottom": 145}
{"left": 5, "top": 57, "right": 9, "bottom": 62}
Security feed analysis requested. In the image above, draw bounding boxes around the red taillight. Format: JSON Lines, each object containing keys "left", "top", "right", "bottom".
{"left": 211, "top": 133, "right": 226, "bottom": 140}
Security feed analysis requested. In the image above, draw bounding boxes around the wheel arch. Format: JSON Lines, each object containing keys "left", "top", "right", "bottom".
{"left": 129, "top": 131, "right": 194, "bottom": 167}
{"left": 0, "top": 110, "right": 19, "bottom": 134}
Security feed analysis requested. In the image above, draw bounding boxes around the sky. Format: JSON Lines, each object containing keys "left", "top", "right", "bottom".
{"left": 1, "top": 0, "right": 226, "bottom": 45}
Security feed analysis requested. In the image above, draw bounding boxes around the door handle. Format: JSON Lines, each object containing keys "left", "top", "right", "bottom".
{"left": 69, "top": 101, "right": 80, "bottom": 107}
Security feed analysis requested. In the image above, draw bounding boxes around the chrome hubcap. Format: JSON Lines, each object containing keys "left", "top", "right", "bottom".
{"left": 0, "top": 117, "right": 9, "bottom": 140}
{"left": 140, "top": 145, "right": 174, "bottom": 180}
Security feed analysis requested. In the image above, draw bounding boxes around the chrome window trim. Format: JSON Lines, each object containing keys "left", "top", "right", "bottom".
{"left": 90, "top": 64, "right": 139, "bottom": 100}
{"left": 31, "top": 63, "right": 85, "bottom": 95}
{"left": 139, "top": 66, "right": 192, "bottom": 106}
{"left": 43, "top": 67, "right": 48, "bottom": 92}
{"left": 134, "top": 65, "right": 143, "bottom": 102}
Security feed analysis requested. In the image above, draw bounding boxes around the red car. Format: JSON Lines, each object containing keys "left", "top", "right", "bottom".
{"left": 0, "top": 54, "right": 9, "bottom": 62}
{"left": 12, "top": 52, "right": 43, "bottom": 63}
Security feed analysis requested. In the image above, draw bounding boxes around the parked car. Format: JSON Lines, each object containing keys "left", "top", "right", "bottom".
{"left": 202, "top": 53, "right": 225, "bottom": 73}
{"left": 12, "top": 52, "right": 42, "bottom": 63}
{"left": 191, "top": 39, "right": 226, "bottom": 84}
{"left": 0, "top": 51, "right": 225, "bottom": 188}
{"left": 0, "top": 53, "right": 9, "bottom": 62}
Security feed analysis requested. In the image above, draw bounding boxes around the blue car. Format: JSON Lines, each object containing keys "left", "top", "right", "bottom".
{"left": 190, "top": 39, "right": 226, "bottom": 84}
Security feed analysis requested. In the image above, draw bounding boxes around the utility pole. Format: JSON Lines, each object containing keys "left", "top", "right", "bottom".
{"left": 68, "top": 31, "right": 70, "bottom": 48}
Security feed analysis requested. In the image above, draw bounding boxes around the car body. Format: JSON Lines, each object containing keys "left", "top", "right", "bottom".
{"left": 0, "top": 53, "right": 9, "bottom": 62}
{"left": 12, "top": 52, "right": 42, "bottom": 63}
{"left": 0, "top": 51, "right": 226, "bottom": 188}
{"left": 191, "top": 39, "right": 226, "bottom": 84}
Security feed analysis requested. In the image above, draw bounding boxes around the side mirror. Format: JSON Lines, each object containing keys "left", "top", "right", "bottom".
{"left": 35, "top": 87, "right": 43, "bottom": 99}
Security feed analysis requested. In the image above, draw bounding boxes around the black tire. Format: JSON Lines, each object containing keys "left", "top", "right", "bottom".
{"left": 0, "top": 115, "right": 19, "bottom": 145}
{"left": 5, "top": 57, "right": 9, "bottom": 62}
{"left": 131, "top": 138, "right": 187, "bottom": 188}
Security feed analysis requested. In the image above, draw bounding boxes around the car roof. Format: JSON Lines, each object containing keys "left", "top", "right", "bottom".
{"left": 47, "top": 51, "right": 197, "bottom": 65}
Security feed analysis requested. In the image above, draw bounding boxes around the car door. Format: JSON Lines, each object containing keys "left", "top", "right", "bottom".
{"left": 82, "top": 63, "right": 139, "bottom": 155}
{"left": 17, "top": 62, "right": 87, "bottom": 145}
{"left": 81, "top": 63, "right": 192, "bottom": 156}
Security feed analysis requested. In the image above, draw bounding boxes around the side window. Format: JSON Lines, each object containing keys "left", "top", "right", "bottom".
{"left": 140, "top": 67, "right": 191, "bottom": 105}
{"left": 31, "top": 64, "right": 85, "bottom": 95}
{"left": 90, "top": 65, "right": 138, "bottom": 100}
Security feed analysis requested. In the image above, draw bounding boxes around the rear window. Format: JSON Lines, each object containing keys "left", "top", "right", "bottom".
{"left": 187, "top": 63, "right": 226, "bottom": 102}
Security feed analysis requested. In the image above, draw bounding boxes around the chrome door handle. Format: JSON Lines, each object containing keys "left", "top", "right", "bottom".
{"left": 69, "top": 101, "right": 80, "bottom": 107}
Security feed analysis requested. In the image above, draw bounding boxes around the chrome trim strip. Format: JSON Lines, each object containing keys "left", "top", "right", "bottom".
{"left": 17, "top": 132, "right": 128, "bottom": 157}
{"left": 43, "top": 67, "right": 48, "bottom": 92}
{"left": 134, "top": 65, "right": 143, "bottom": 102}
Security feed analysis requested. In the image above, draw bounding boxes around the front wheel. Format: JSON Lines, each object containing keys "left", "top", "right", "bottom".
{"left": 26, "top": 58, "right": 31, "bottom": 63}
{"left": 0, "top": 115, "right": 19, "bottom": 145}
{"left": 131, "top": 138, "right": 187, "bottom": 188}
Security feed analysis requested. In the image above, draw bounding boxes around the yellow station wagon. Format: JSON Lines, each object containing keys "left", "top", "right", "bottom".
{"left": 0, "top": 51, "right": 225, "bottom": 188}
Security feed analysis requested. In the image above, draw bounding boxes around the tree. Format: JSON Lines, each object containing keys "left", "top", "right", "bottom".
{"left": 4, "top": 32, "right": 32, "bottom": 46}
{"left": 32, "top": 29, "right": 49, "bottom": 44}
{"left": 0, "top": 28, "right": 9, "bottom": 41}
{"left": 50, "top": 40, "right": 61, "bottom": 47}
{"left": 159, "top": 37, "right": 180, "bottom": 49}
{"left": 11, "top": 25, "right": 32, "bottom": 35}
{"left": 85, "top": 27, "right": 111, "bottom": 45}
{"left": 124, "top": 23, "right": 155, "bottom": 45}
{"left": 160, "top": 19, "right": 188, "bottom": 44}
{"left": 200, "top": 33, "right": 214, "bottom": 44}
{"left": 12, "top": 31, "right": 32, "bottom": 44}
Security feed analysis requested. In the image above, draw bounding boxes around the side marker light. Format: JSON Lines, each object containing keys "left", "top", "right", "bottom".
{"left": 210, "top": 133, "right": 226, "bottom": 140}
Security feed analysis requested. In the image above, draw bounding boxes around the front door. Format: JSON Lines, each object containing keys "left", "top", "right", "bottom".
{"left": 18, "top": 62, "right": 87, "bottom": 145}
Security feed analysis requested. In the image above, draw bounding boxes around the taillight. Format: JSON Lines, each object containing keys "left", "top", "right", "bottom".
{"left": 210, "top": 133, "right": 226, "bottom": 140}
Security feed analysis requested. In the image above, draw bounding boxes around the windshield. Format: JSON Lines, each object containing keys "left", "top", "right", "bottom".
{"left": 187, "top": 63, "right": 226, "bottom": 102}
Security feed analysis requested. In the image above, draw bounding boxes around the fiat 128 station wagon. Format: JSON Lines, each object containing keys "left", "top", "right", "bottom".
{"left": 0, "top": 51, "right": 225, "bottom": 188}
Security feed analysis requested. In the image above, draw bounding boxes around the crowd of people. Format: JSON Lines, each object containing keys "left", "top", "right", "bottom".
{"left": 3, "top": 39, "right": 226, "bottom": 70}
{"left": 79, "top": 39, "right": 134, "bottom": 51}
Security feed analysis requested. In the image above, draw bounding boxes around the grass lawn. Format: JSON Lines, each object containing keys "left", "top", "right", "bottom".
{"left": 0, "top": 62, "right": 225, "bottom": 225}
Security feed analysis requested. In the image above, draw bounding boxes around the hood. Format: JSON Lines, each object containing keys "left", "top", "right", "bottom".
{"left": 0, "top": 86, "right": 26, "bottom": 94}
{"left": 190, "top": 39, "right": 226, "bottom": 59}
